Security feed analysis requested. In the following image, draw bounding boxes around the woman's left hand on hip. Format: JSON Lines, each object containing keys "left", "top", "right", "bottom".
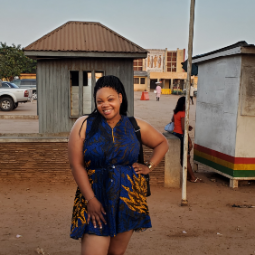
{"left": 132, "top": 163, "right": 150, "bottom": 175}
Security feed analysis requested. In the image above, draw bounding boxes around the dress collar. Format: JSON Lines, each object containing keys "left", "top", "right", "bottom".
{"left": 101, "top": 115, "right": 124, "bottom": 129}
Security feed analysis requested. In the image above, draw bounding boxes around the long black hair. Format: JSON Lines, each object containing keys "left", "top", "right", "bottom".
{"left": 173, "top": 96, "right": 185, "bottom": 115}
{"left": 79, "top": 75, "right": 128, "bottom": 138}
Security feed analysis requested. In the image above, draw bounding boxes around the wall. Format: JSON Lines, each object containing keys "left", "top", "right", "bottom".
{"left": 164, "top": 80, "right": 170, "bottom": 89}
{"left": 0, "top": 140, "right": 164, "bottom": 186}
{"left": 134, "top": 76, "right": 147, "bottom": 91}
{"left": 0, "top": 141, "right": 72, "bottom": 182}
{"left": 176, "top": 48, "right": 185, "bottom": 73}
{"left": 150, "top": 72, "right": 187, "bottom": 80}
{"left": 134, "top": 83, "right": 147, "bottom": 91}
{"left": 235, "top": 55, "right": 255, "bottom": 157}
{"left": 195, "top": 56, "right": 241, "bottom": 156}
{"left": 37, "top": 58, "right": 134, "bottom": 133}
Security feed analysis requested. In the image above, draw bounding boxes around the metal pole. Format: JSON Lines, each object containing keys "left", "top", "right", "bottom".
{"left": 181, "top": 0, "right": 196, "bottom": 206}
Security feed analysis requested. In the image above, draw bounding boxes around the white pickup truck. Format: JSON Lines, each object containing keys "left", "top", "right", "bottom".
{"left": 0, "top": 81, "right": 32, "bottom": 111}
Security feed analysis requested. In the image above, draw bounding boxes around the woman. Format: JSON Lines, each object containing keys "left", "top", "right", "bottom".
{"left": 155, "top": 82, "right": 162, "bottom": 101}
{"left": 172, "top": 96, "right": 202, "bottom": 183}
{"left": 68, "top": 75, "right": 168, "bottom": 255}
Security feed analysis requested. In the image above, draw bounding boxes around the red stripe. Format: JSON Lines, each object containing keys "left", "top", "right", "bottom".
{"left": 194, "top": 144, "right": 255, "bottom": 164}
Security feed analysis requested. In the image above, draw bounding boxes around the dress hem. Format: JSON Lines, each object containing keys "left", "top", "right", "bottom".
{"left": 70, "top": 226, "right": 152, "bottom": 240}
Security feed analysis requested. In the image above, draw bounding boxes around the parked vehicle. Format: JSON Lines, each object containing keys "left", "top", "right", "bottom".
{"left": 1, "top": 82, "right": 20, "bottom": 89}
{"left": 11, "top": 79, "right": 37, "bottom": 100}
{"left": 0, "top": 82, "right": 32, "bottom": 111}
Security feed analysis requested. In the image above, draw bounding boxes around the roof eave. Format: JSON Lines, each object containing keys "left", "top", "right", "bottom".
{"left": 192, "top": 47, "right": 242, "bottom": 64}
{"left": 24, "top": 51, "right": 147, "bottom": 59}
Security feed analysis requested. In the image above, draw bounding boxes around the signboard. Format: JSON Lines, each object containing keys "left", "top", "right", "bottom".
{"left": 146, "top": 50, "right": 165, "bottom": 72}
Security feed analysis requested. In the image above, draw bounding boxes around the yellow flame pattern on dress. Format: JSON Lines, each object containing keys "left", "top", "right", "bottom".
{"left": 71, "top": 191, "right": 87, "bottom": 230}
{"left": 120, "top": 174, "right": 149, "bottom": 215}
{"left": 70, "top": 156, "right": 95, "bottom": 232}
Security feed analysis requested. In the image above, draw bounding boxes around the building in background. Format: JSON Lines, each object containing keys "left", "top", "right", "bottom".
{"left": 134, "top": 48, "right": 198, "bottom": 92}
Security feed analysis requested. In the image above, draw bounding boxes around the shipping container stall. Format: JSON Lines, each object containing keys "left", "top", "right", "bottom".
{"left": 193, "top": 42, "right": 255, "bottom": 188}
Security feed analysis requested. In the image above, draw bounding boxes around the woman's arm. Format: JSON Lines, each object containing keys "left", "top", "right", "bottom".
{"left": 133, "top": 118, "right": 168, "bottom": 174}
{"left": 68, "top": 116, "right": 94, "bottom": 199}
{"left": 68, "top": 117, "right": 106, "bottom": 228}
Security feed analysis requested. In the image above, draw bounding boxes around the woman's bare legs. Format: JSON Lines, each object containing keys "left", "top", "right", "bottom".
{"left": 187, "top": 155, "right": 196, "bottom": 180}
{"left": 187, "top": 136, "right": 202, "bottom": 182}
{"left": 81, "top": 230, "right": 133, "bottom": 255}
{"left": 81, "top": 234, "right": 110, "bottom": 255}
{"left": 187, "top": 155, "right": 202, "bottom": 182}
{"left": 108, "top": 230, "right": 133, "bottom": 255}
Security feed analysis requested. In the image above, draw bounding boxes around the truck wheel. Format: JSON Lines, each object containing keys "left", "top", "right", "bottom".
{"left": 14, "top": 102, "right": 19, "bottom": 109}
{"left": 0, "top": 97, "right": 14, "bottom": 111}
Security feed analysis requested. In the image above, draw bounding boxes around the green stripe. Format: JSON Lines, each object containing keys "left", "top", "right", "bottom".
{"left": 194, "top": 155, "right": 255, "bottom": 177}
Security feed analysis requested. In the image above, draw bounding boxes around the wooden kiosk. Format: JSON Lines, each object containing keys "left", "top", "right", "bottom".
{"left": 24, "top": 21, "right": 147, "bottom": 134}
{"left": 192, "top": 42, "right": 255, "bottom": 188}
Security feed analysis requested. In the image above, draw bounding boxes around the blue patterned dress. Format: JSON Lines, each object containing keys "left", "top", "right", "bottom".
{"left": 70, "top": 115, "right": 152, "bottom": 239}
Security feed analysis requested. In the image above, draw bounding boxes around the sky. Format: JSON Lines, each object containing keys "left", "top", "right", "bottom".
{"left": 1, "top": 0, "right": 255, "bottom": 56}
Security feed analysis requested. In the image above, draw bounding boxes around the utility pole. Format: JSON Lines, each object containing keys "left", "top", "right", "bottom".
{"left": 181, "top": 0, "right": 196, "bottom": 206}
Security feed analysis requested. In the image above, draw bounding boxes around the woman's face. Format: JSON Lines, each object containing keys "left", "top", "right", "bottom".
{"left": 96, "top": 87, "right": 123, "bottom": 120}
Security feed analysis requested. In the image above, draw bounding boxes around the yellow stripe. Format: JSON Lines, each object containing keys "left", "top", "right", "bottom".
{"left": 194, "top": 150, "right": 234, "bottom": 169}
{"left": 112, "top": 129, "right": 115, "bottom": 143}
{"left": 194, "top": 150, "right": 255, "bottom": 170}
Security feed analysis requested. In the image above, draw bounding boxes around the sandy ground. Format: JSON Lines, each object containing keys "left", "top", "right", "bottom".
{"left": 1, "top": 92, "right": 255, "bottom": 255}
{"left": 1, "top": 178, "right": 255, "bottom": 255}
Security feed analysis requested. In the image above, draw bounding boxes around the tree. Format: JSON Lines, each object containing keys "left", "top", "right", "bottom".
{"left": 0, "top": 42, "right": 37, "bottom": 81}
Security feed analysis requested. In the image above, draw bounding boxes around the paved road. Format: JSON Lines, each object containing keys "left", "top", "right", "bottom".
{"left": 0, "top": 100, "right": 37, "bottom": 116}
{"left": 134, "top": 91, "right": 196, "bottom": 136}
{"left": 0, "top": 92, "right": 196, "bottom": 134}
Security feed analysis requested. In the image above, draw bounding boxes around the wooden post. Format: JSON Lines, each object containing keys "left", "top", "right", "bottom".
{"left": 181, "top": 0, "right": 196, "bottom": 206}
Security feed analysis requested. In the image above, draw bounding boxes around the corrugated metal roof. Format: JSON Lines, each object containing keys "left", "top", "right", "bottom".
{"left": 191, "top": 41, "right": 255, "bottom": 64}
{"left": 192, "top": 41, "right": 250, "bottom": 60}
{"left": 24, "top": 21, "right": 147, "bottom": 53}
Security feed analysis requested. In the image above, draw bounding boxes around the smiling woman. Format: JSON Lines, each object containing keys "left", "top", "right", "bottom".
{"left": 96, "top": 88, "right": 123, "bottom": 120}
{"left": 68, "top": 75, "right": 168, "bottom": 255}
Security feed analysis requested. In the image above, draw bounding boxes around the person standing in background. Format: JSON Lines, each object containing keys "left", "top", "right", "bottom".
{"left": 155, "top": 82, "right": 162, "bottom": 101}
{"left": 190, "top": 83, "right": 195, "bottom": 105}
{"left": 172, "top": 96, "right": 202, "bottom": 182}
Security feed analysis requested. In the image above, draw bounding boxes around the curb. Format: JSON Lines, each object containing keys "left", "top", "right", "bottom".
{"left": 0, "top": 115, "right": 38, "bottom": 120}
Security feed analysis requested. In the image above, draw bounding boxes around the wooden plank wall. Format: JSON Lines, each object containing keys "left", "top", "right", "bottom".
{"left": 37, "top": 58, "right": 134, "bottom": 134}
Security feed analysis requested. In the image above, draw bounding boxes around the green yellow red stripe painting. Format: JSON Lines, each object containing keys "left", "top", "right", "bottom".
{"left": 194, "top": 144, "right": 255, "bottom": 177}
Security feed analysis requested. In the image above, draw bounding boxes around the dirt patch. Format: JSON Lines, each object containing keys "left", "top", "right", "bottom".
{"left": 1, "top": 177, "right": 255, "bottom": 255}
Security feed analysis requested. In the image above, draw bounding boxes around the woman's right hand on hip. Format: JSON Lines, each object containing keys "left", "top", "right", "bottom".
{"left": 87, "top": 198, "right": 107, "bottom": 229}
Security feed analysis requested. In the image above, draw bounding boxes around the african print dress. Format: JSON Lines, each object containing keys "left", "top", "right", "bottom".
{"left": 70, "top": 115, "right": 152, "bottom": 239}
